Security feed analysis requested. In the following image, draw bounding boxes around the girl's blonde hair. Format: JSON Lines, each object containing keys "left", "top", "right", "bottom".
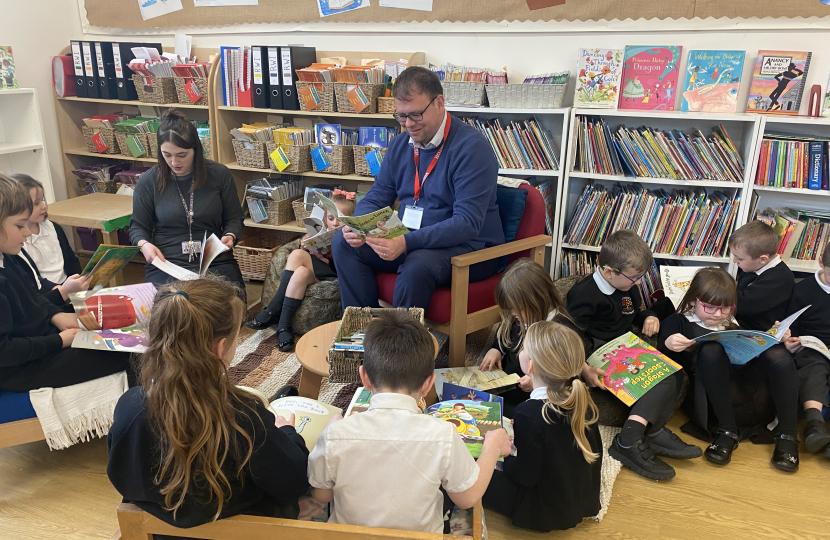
{"left": 494, "top": 258, "right": 571, "bottom": 351}
{"left": 525, "top": 321, "right": 599, "bottom": 463}
{"left": 141, "top": 276, "right": 252, "bottom": 521}
{"left": 0, "top": 174, "right": 33, "bottom": 237}
{"left": 676, "top": 267, "right": 737, "bottom": 329}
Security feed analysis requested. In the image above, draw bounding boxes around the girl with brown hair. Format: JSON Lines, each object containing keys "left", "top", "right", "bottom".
{"left": 482, "top": 321, "right": 602, "bottom": 532}
{"left": 657, "top": 267, "right": 800, "bottom": 472}
{"left": 107, "top": 277, "right": 309, "bottom": 528}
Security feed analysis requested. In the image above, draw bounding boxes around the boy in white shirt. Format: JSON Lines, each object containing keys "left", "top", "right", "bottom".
{"left": 308, "top": 311, "right": 512, "bottom": 533}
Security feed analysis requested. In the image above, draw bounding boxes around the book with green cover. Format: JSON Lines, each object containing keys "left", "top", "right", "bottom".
{"left": 125, "top": 134, "right": 146, "bottom": 157}
{"left": 586, "top": 332, "right": 682, "bottom": 406}
{"left": 81, "top": 244, "right": 140, "bottom": 288}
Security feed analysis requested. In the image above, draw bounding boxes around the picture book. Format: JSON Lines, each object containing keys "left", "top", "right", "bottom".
{"left": 340, "top": 207, "right": 408, "bottom": 240}
{"left": 301, "top": 205, "right": 341, "bottom": 253}
{"left": 659, "top": 265, "right": 707, "bottom": 309}
{"left": 585, "top": 332, "right": 683, "bottom": 406}
{"left": 433, "top": 367, "right": 521, "bottom": 397}
{"left": 426, "top": 400, "right": 502, "bottom": 458}
{"left": 270, "top": 396, "right": 342, "bottom": 452}
{"left": 439, "top": 383, "right": 505, "bottom": 410}
{"left": 747, "top": 51, "right": 812, "bottom": 115}
{"left": 619, "top": 46, "right": 682, "bottom": 111}
{"left": 315, "top": 123, "right": 341, "bottom": 153}
{"left": 69, "top": 283, "right": 156, "bottom": 353}
{"left": 799, "top": 336, "right": 830, "bottom": 361}
{"left": 693, "top": 306, "right": 811, "bottom": 365}
{"left": 681, "top": 50, "right": 746, "bottom": 113}
{"left": 359, "top": 126, "right": 389, "bottom": 148}
{"left": 81, "top": 245, "right": 141, "bottom": 289}
{"left": 344, "top": 386, "right": 373, "bottom": 417}
{"left": 151, "top": 233, "right": 229, "bottom": 280}
{"left": 0, "top": 46, "right": 18, "bottom": 89}
{"left": 574, "top": 48, "right": 623, "bottom": 109}
{"left": 823, "top": 73, "right": 830, "bottom": 119}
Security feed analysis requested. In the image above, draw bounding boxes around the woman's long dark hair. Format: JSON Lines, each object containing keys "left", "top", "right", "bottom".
{"left": 155, "top": 108, "right": 206, "bottom": 194}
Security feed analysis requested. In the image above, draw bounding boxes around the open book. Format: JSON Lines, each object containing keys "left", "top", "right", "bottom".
{"left": 301, "top": 204, "right": 343, "bottom": 254}
{"left": 69, "top": 282, "right": 156, "bottom": 353}
{"left": 799, "top": 336, "right": 830, "bottom": 361}
{"left": 426, "top": 400, "right": 503, "bottom": 458}
{"left": 81, "top": 245, "right": 141, "bottom": 289}
{"left": 586, "top": 332, "right": 683, "bottom": 406}
{"left": 316, "top": 190, "right": 408, "bottom": 241}
{"left": 693, "top": 305, "right": 810, "bottom": 365}
{"left": 660, "top": 266, "right": 707, "bottom": 309}
{"left": 150, "top": 233, "right": 229, "bottom": 280}
{"left": 269, "top": 396, "right": 342, "bottom": 451}
{"left": 434, "top": 367, "right": 521, "bottom": 397}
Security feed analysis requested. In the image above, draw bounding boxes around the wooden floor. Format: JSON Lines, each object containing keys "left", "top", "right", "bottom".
{"left": 1, "top": 413, "right": 828, "bottom": 540}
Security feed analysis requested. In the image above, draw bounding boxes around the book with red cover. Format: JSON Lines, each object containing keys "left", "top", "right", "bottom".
{"left": 619, "top": 46, "right": 682, "bottom": 111}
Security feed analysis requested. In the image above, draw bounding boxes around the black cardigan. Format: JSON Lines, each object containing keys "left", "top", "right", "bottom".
{"left": 489, "top": 314, "right": 588, "bottom": 377}
{"left": 53, "top": 221, "right": 82, "bottom": 277}
{"left": 18, "top": 250, "right": 69, "bottom": 308}
{"left": 499, "top": 398, "right": 602, "bottom": 532}
{"left": 735, "top": 262, "right": 794, "bottom": 331}
{"left": 567, "top": 275, "right": 656, "bottom": 345}
{"left": 107, "top": 387, "right": 310, "bottom": 528}
{"left": 787, "top": 273, "right": 830, "bottom": 344}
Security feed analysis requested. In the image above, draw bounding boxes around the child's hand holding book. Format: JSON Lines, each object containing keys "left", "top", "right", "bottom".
{"left": 484, "top": 428, "right": 513, "bottom": 458}
{"left": 664, "top": 333, "right": 697, "bottom": 352}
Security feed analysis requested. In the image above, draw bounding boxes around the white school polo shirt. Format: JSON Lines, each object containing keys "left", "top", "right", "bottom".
{"left": 23, "top": 220, "right": 66, "bottom": 283}
{"left": 308, "top": 392, "right": 479, "bottom": 533}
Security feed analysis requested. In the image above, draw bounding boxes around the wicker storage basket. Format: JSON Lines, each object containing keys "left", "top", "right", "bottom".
{"left": 377, "top": 96, "right": 396, "bottom": 114}
{"left": 265, "top": 143, "right": 312, "bottom": 174}
{"left": 296, "top": 81, "right": 337, "bottom": 113}
{"left": 328, "top": 307, "right": 425, "bottom": 383}
{"left": 310, "top": 144, "right": 355, "bottom": 175}
{"left": 352, "top": 146, "right": 388, "bottom": 176}
{"left": 132, "top": 75, "right": 178, "bottom": 104}
{"left": 146, "top": 135, "right": 158, "bottom": 159}
{"left": 82, "top": 126, "right": 120, "bottom": 154}
{"left": 173, "top": 77, "right": 209, "bottom": 106}
{"left": 292, "top": 200, "right": 312, "bottom": 222}
{"left": 441, "top": 81, "right": 487, "bottom": 106}
{"left": 485, "top": 83, "right": 567, "bottom": 109}
{"left": 232, "top": 139, "right": 269, "bottom": 169}
{"left": 114, "top": 132, "right": 151, "bottom": 159}
{"left": 247, "top": 195, "right": 303, "bottom": 226}
{"left": 333, "top": 83, "right": 384, "bottom": 114}
{"left": 76, "top": 177, "right": 120, "bottom": 195}
{"left": 233, "top": 228, "right": 301, "bottom": 281}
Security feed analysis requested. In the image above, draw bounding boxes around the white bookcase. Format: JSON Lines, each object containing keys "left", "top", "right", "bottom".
{"left": 554, "top": 108, "right": 763, "bottom": 278}
{"left": 446, "top": 106, "right": 570, "bottom": 276}
{"left": 746, "top": 115, "right": 830, "bottom": 274}
{"left": 0, "top": 88, "right": 54, "bottom": 201}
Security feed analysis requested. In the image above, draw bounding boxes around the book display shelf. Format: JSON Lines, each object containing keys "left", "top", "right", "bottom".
{"left": 0, "top": 88, "right": 54, "bottom": 201}
{"left": 555, "top": 108, "right": 764, "bottom": 278}
{"left": 747, "top": 115, "right": 830, "bottom": 274}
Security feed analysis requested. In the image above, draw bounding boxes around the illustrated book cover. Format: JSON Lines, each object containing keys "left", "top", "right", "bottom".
{"left": 439, "top": 383, "right": 505, "bottom": 410}
{"left": 747, "top": 50, "right": 812, "bottom": 115}
{"left": 426, "top": 400, "right": 502, "bottom": 458}
{"left": 574, "top": 48, "right": 623, "bottom": 109}
{"left": 81, "top": 245, "right": 141, "bottom": 289}
{"left": 619, "top": 46, "right": 682, "bottom": 111}
{"left": 659, "top": 265, "right": 707, "bottom": 309}
{"left": 681, "top": 50, "right": 746, "bottom": 113}
{"left": 0, "top": 46, "right": 18, "bottom": 89}
{"left": 69, "top": 283, "right": 156, "bottom": 353}
{"left": 433, "top": 367, "right": 521, "bottom": 398}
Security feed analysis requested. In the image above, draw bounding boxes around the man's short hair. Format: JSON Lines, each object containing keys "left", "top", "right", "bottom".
{"left": 598, "top": 229, "right": 653, "bottom": 273}
{"left": 393, "top": 66, "right": 443, "bottom": 101}
{"left": 728, "top": 220, "right": 780, "bottom": 259}
{"left": 363, "top": 310, "right": 434, "bottom": 392}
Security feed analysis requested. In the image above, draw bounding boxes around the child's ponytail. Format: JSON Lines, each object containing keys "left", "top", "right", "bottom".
{"left": 525, "top": 321, "right": 600, "bottom": 464}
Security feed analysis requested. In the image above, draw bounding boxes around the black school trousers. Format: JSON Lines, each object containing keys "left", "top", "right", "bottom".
{"left": 794, "top": 348, "right": 830, "bottom": 408}
{"left": 0, "top": 348, "right": 134, "bottom": 393}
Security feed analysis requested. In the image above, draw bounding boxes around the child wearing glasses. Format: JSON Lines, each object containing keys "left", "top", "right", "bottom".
{"left": 658, "top": 267, "right": 800, "bottom": 472}
{"left": 567, "top": 229, "right": 697, "bottom": 481}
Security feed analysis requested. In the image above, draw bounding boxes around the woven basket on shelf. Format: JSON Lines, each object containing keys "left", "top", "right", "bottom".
{"left": 173, "top": 77, "right": 209, "bottom": 106}
{"left": 333, "top": 83, "right": 384, "bottom": 114}
{"left": 82, "top": 126, "right": 120, "bottom": 154}
{"left": 328, "top": 307, "right": 425, "bottom": 384}
{"left": 265, "top": 143, "right": 312, "bottom": 174}
{"left": 233, "top": 228, "right": 301, "bottom": 281}
{"left": 485, "top": 83, "right": 567, "bottom": 109}
{"left": 441, "top": 81, "right": 487, "bottom": 106}
{"left": 132, "top": 75, "right": 178, "bottom": 104}
{"left": 76, "top": 177, "right": 120, "bottom": 195}
{"left": 146, "top": 135, "right": 158, "bottom": 159}
{"left": 377, "top": 97, "right": 396, "bottom": 114}
{"left": 232, "top": 139, "right": 269, "bottom": 169}
{"left": 247, "top": 195, "right": 303, "bottom": 227}
{"left": 296, "top": 81, "right": 337, "bottom": 113}
{"left": 292, "top": 200, "right": 312, "bottom": 222}
{"left": 310, "top": 144, "right": 355, "bottom": 175}
{"left": 114, "top": 132, "right": 151, "bottom": 159}
{"left": 352, "top": 146, "right": 388, "bottom": 176}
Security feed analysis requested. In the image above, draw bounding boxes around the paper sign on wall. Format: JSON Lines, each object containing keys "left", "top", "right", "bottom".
{"left": 137, "top": 0, "right": 184, "bottom": 21}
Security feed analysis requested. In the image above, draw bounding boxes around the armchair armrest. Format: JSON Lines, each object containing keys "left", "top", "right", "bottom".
{"left": 450, "top": 235, "right": 551, "bottom": 268}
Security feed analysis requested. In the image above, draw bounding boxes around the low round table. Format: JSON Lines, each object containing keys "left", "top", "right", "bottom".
{"left": 295, "top": 320, "right": 440, "bottom": 399}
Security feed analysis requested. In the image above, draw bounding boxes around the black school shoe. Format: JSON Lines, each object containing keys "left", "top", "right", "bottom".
{"left": 705, "top": 430, "right": 739, "bottom": 466}
{"left": 277, "top": 329, "right": 295, "bottom": 352}
{"left": 771, "top": 434, "right": 799, "bottom": 473}
{"left": 609, "top": 434, "right": 676, "bottom": 480}
{"left": 646, "top": 427, "right": 703, "bottom": 459}
{"left": 803, "top": 421, "right": 830, "bottom": 454}
{"left": 244, "top": 307, "right": 279, "bottom": 330}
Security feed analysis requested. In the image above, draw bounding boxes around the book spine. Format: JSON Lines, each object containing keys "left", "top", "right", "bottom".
{"left": 809, "top": 141, "right": 823, "bottom": 190}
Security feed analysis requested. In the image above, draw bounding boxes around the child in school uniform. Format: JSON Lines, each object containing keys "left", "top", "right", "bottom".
{"left": 483, "top": 321, "right": 602, "bottom": 532}
{"left": 567, "top": 229, "right": 698, "bottom": 481}
{"left": 107, "top": 277, "right": 310, "bottom": 528}
{"left": 245, "top": 190, "right": 356, "bottom": 352}
{"left": 784, "top": 244, "right": 830, "bottom": 460}
{"left": 0, "top": 174, "right": 131, "bottom": 392}
{"left": 479, "top": 258, "right": 590, "bottom": 410}
{"left": 308, "top": 310, "right": 513, "bottom": 533}
{"left": 658, "top": 267, "right": 800, "bottom": 472}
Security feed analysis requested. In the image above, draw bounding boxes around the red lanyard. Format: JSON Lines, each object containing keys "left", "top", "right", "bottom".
{"left": 413, "top": 114, "right": 452, "bottom": 203}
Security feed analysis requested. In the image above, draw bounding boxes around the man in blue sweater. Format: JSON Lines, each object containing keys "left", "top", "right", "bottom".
{"left": 332, "top": 67, "right": 504, "bottom": 310}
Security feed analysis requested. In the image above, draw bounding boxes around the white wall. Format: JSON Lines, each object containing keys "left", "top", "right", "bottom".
{"left": 1, "top": 0, "right": 84, "bottom": 200}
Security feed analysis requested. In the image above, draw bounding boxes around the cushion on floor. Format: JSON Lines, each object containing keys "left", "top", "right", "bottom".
{"left": 0, "top": 390, "right": 36, "bottom": 424}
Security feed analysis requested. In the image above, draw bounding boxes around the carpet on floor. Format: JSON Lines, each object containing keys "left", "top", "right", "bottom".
{"left": 230, "top": 324, "right": 623, "bottom": 522}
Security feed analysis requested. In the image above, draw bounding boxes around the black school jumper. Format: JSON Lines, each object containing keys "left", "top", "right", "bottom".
{"left": 787, "top": 273, "right": 830, "bottom": 407}
{"left": 483, "top": 398, "right": 602, "bottom": 532}
{"left": 736, "top": 261, "right": 795, "bottom": 332}
{"left": 18, "top": 249, "right": 72, "bottom": 310}
{"left": 657, "top": 313, "right": 798, "bottom": 441}
{"left": 0, "top": 253, "right": 131, "bottom": 392}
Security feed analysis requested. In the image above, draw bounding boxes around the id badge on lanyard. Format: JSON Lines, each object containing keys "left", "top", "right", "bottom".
{"left": 411, "top": 114, "right": 452, "bottom": 229}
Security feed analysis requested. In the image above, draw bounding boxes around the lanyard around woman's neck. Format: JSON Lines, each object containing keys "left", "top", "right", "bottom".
{"left": 173, "top": 176, "right": 196, "bottom": 262}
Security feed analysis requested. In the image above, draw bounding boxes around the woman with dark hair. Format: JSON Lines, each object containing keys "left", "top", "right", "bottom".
{"left": 130, "top": 109, "right": 246, "bottom": 304}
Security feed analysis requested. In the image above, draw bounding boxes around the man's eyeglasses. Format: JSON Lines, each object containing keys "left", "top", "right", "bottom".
{"left": 696, "top": 299, "right": 735, "bottom": 316}
{"left": 392, "top": 96, "right": 437, "bottom": 124}
{"left": 603, "top": 265, "right": 644, "bottom": 285}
